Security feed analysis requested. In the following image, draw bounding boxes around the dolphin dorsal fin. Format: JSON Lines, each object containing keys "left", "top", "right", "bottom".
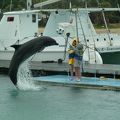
{"left": 11, "top": 45, "right": 22, "bottom": 51}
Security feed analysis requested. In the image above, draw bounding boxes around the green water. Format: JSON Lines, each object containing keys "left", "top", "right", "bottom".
{"left": 0, "top": 74, "right": 120, "bottom": 120}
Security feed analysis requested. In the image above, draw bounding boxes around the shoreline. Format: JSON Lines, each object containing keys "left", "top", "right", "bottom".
{"left": 96, "top": 28, "right": 120, "bottom": 34}
{"left": 39, "top": 27, "right": 120, "bottom": 35}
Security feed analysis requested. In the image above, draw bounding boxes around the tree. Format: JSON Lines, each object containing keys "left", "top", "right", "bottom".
{"left": 0, "top": 0, "right": 119, "bottom": 24}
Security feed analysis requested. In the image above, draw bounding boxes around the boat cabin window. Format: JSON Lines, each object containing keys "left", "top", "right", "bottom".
{"left": 32, "top": 14, "right": 36, "bottom": 23}
{"left": 87, "top": 39, "right": 89, "bottom": 42}
{"left": 97, "top": 39, "right": 99, "bottom": 41}
{"left": 7, "top": 17, "right": 14, "bottom": 22}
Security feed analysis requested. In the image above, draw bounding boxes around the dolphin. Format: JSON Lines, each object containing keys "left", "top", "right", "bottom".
{"left": 8, "top": 36, "right": 58, "bottom": 86}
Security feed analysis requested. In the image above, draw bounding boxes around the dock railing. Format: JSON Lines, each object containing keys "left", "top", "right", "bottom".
{"left": 0, "top": 60, "right": 120, "bottom": 78}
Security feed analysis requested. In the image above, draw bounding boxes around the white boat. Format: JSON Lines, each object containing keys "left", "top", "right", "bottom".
{"left": 0, "top": 9, "right": 40, "bottom": 60}
{"left": 0, "top": 0, "right": 120, "bottom": 67}
{"left": 41, "top": 8, "right": 120, "bottom": 64}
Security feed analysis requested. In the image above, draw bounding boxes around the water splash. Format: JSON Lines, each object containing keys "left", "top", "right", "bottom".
{"left": 17, "top": 59, "right": 42, "bottom": 90}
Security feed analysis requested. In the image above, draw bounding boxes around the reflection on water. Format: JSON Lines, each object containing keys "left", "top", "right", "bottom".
{"left": 0, "top": 75, "right": 120, "bottom": 120}
{"left": 9, "top": 90, "right": 19, "bottom": 98}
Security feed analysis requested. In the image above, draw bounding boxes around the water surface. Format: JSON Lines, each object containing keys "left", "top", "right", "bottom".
{"left": 0, "top": 74, "right": 120, "bottom": 120}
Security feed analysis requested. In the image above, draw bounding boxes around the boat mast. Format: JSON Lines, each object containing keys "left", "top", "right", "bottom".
{"left": 34, "top": 0, "right": 61, "bottom": 8}
{"left": 117, "top": 3, "right": 120, "bottom": 12}
{"left": 10, "top": 0, "right": 12, "bottom": 11}
{"left": 27, "top": 0, "right": 32, "bottom": 10}
{"left": 75, "top": 9, "right": 79, "bottom": 40}
{"left": 101, "top": 9, "right": 112, "bottom": 46}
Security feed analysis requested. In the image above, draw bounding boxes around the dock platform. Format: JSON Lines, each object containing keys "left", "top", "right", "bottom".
{"left": 1, "top": 59, "right": 120, "bottom": 90}
{"left": 1, "top": 60, "right": 120, "bottom": 78}
{"left": 34, "top": 75, "right": 120, "bottom": 91}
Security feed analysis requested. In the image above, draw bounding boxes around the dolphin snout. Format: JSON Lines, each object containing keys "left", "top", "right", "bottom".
{"left": 55, "top": 42, "right": 59, "bottom": 45}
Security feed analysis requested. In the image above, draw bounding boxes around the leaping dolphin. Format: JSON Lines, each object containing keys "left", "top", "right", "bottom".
{"left": 8, "top": 36, "right": 58, "bottom": 86}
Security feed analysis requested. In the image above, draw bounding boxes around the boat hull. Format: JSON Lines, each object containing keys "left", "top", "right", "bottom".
{"left": 100, "top": 51, "right": 120, "bottom": 64}
{"left": 0, "top": 50, "right": 120, "bottom": 65}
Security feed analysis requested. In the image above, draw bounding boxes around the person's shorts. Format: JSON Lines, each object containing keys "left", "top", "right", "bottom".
{"left": 68, "top": 58, "right": 74, "bottom": 65}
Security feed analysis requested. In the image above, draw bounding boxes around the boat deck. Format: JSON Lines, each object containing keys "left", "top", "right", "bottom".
{"left": 34, "top": 75, "right": 120, "bottom": 90}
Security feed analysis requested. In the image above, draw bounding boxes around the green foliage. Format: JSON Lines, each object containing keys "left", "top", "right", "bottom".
{"left": 0, "top": 0, "right": 26, "bottom": 12}
{"left": 0, "top": 0, "right": 120, "bottom": 24}
{"left": 0, "top": 0, "right": 120, "bottom": 11}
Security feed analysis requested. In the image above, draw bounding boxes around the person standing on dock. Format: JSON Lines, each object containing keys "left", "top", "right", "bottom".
{"left": 68, "top": 38, "right": 83, "bottom": 81}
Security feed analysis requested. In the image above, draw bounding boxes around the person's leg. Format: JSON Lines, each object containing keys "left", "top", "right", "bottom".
{"left": 74, "top": 59, "right": 81, "bottom": 81}
{"left": 68, "top": 58, "right": 74, "bottom": 80}
{"left": 75, "top": 67, "right": 81, "bottom": 80}
{"left": 69, "top": 65, "right": 74, "bottom": 80}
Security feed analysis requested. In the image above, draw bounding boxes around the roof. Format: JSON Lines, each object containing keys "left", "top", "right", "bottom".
{"left": 4, "top": 10, "right": 40, "bottom": 15}
{"left": 3, "top": 7, "right": 120, "bottom": 15}
{"left": 39, "top": 8, "right": 120, "bottom": 12}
